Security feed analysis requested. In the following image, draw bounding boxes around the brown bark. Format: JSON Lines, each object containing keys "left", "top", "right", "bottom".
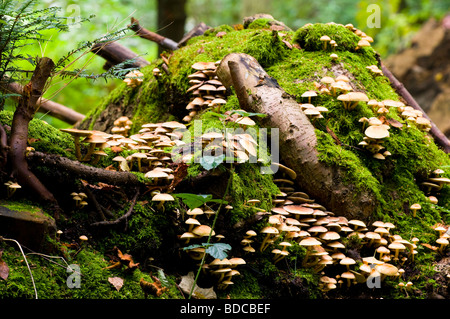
{"left": 178, "top": 22, "right": 211, "bottom": 47}
{"left": 2, "top": 79, "right": 85, "bottom": 124}
{"left": 90, "top": 41, "right": 150, "bottom": 70}
{"left": 28, "top": 151, "right": 142, "bottom": 187}
{"left": 381, "top": 63, "right": 450, "bottom": 153}
{"left": 216, "top": 53, "right": 378, "bottom": 220}
{"left": 8, "top": 57, "right": 60, "bottom": 213}
{"left": 129, "top": 17, "right": 178, "bottom": 51}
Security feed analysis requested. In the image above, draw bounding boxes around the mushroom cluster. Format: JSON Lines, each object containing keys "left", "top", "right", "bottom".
{"left": 421, "top": 168, "right": 450, "bottom": 194}
{"left": 174, "top": 127, "right": 260, "bottom": 166}
{"left": 183, "top": 61, "right": 228, "bottom": 122}
{"left": 432, "top": 223, "right": 450, "bottom": 255}
{"left": 71, "top": 192, "right": 88, "bottom": 208}
{"left": 241, "top": 162, "right": 421, "bottom": 293}
{"left": 358, "top": 117, "right": 391, "bottom": 160}
{"left": 123, "top": 70, "right": 144, "bottom": 88}
{"left": 61, "top": 118, "right": 188, "bottom": 187}
{"left": 111, "top": 116, "right": 133, "bottom": 137}
{"left": 179, "top": 206, "right": 246, "bottom": 290}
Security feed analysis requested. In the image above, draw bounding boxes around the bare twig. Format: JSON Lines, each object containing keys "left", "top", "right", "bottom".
{"left": 129, "top": 17, "right": 178, "bottom": 51}
{"left": 90, "top": 189, "right": 140, "bottom": 227}
{"left": 1, "top": 236, "right": 38, "bottom": 299}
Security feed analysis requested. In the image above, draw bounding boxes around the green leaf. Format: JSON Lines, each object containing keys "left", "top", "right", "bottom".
{"left": 205, "top": 243, "right": 232, "bottom": 260}
{"left": 157, "top": 269, "right": 170, "bottom": 287}
{"left": 173, "top": 193, "right": 211, "bottom": 209}
{"left": 174, "top": 193, "right": 228, "bottom": 210}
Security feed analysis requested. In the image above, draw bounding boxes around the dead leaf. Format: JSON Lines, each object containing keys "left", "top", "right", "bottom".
{"left": 140, "top": 276, "right": 168, "bottom": 297}
{"left": 422, "top": 243, "right": 438, "bottom": 251}
{"left": 108, "top": 277, "right": 124, "bottom": 291}
{"left": 179, "top": 271, "right": 217, "bottom": 299}
{"left": 0, "top": 249, "right": 9, "bottom": 281}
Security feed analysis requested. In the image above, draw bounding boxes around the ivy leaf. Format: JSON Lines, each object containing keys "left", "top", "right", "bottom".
{"left": 204, "top": 243, "right": 232, "bottom": 260}
{"left": 174, "top": 193, "right": 228, "bottom": 210}
{"left": 173, "top": 193, "right": 211, "bottom": 209}
{"left": 199, "top": 154, "right": 225, "bottom": 171}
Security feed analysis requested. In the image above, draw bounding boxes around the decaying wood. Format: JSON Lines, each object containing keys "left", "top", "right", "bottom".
{"left": 216, "top": 53, "right": 378, "bottom": 220}
{"left": 381, "top": 63, "right": 450, "bottom": 153}
{"left": 178, "top": 22, "right": 211, "bottom": 47}
{"left": 2, "top": 78, "right": 85, "bottom": 124}
{"left": 28, "top": 151, "right": 142, "bottom": 187}
{"left": 91, "top": 41, "right": 150, "bottom": 70}
{"left": 129, "top": 17, "right": 179, "bottom": 51}
{"left": 8, "top": 57, "right": 61, "bottom": 214}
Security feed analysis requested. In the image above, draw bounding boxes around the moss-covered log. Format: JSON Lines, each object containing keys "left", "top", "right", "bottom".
{"left": 217, "top": 52, "right": 377, "bottom": 220}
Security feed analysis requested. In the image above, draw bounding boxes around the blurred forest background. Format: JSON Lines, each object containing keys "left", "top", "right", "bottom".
{"left": 11, "top": 0, "right": 450, "bottom": 134}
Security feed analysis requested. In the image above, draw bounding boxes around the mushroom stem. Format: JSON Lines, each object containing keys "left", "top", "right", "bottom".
{"left": 73, "top": 136, "right": 82, "bottom": 161}
{"left": 82, "top": 143, "right": 96, "bottom": 162}
{"left": 259, "top": 234, "right": 271, "bottom": 252}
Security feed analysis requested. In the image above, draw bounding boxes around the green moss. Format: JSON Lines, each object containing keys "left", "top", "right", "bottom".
{"left": 294, "top": 23, "right": 372, "bottom": 55}
{"left": 229, "top": 163, "right": 280, "bottom": 225}
{"left": 0, "top": 110, "right": 75, "bottom": 158}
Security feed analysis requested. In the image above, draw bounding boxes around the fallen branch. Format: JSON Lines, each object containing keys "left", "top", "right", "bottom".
{"left": 129, "top": 17, "right": 178, "bottom": 51}
{"left": 28, "top": 151, "right": 142, "bottom": 187}
{"left": 381, "top": 63, "right": 450, "bottom": 153}
{"left": 2, "top": 78, "right": 85, "bottom": 124}
{"left": 90, "top": 41, "right": 150, "bottom": 70}
{"left": 90, "top": 189, "right": 139, "bottom": 227}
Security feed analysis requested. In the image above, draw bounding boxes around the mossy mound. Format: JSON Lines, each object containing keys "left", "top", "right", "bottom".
{"left": 1, "top": 19, "right": 449, "bottom": 299}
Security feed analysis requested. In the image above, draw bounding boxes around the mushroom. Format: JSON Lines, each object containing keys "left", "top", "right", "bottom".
{"left": 409, "top": 203, "right": 421, "bottom": 218}
{"left": 301, "top": 90, "right": 317, "bottom": 104}
{"left": 375, "top": 263, "right": 398, "bottom": 281}
{"left": 299, "top": 237, "right": 322, "bottom": 266}
{"left": 340, "top": 257, "right": 356, "bottom": 271}
{"left": 341, "top": 271, "right": 356, "bottom": 287}
{"left": 259, "top": 226, "right": 279, "bottom": 252}
{"left": 388, "top": 241, "right": 406, "bottom": 261}
{"left": 320, "top": 35, "right": 331, "bottom": 50}
{"left": 337, "top": 92, "right": 369, "bottom": 110}
{"left": 60, "top": 128, "right": 94, "bottom": 161}
{"left": 436, "top": 237, "right": 449, "bottom": 254}
{"left": 82, "top": 134, "right": 108, "bottom": 162}
{"left": 152, "top": 193, "right": 175, "bottom": 211}
{"left": 192, "top": 225, "right": 215, "bottom": 238}
{"left": 5, "top": 181, "right": 21, "bottom": 198}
